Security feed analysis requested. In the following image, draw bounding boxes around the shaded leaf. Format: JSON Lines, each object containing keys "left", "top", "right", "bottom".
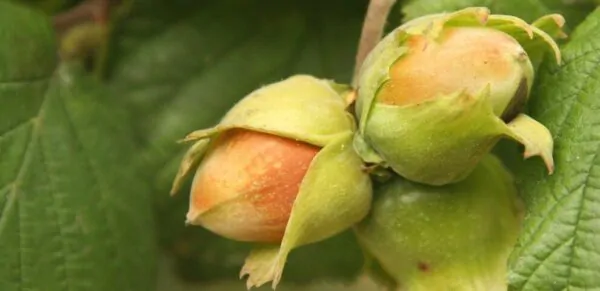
{"left": 168, "top": 226, "right": 363, "bottom": 287}
{"left": 402, "top": 0, "right": 595, "bottom": 31}
{"left": 507, "top": 8, "right": 600, "bottom": 290}
{"left": 7, "top": 0, "right": 81, "bottom": 14}
{"left": 104, "top": 0, "right": 373, "bottom": 195}
{"left": 101, "top": 0, "right": 402, "bottom": 205}
{"left": 0, "top": 2, "right": 156, "bottom": 290}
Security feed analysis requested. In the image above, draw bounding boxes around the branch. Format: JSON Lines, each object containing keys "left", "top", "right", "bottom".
{"left": 352, "top": 0, "right": 397, "bottom": 87}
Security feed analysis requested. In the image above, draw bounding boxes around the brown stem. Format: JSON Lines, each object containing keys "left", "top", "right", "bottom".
{"left": 53, "top": 0, "right": 110, "bottom": 37}
{"left": 352, "top": 0, "right": 397, "bottom": 87}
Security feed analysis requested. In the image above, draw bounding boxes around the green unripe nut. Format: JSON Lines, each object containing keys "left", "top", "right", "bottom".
{"left": 354, "top": 155, "right": 523, "bottom": 291}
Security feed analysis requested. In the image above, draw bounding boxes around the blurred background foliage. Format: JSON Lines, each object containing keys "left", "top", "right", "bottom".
{"left": 1, "top": 0, "right": 598, "bottom": 290}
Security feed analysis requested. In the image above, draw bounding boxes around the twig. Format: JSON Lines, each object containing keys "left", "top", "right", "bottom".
{"left": 53, "top": 0, "right": 110, "bottom": 37}
{"left": 352, "top": 0, "right": 397, "bottom": 87}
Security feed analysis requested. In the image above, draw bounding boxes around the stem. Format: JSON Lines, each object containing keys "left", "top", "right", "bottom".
{"left": 352, "top": 0, "right": 397, "bottom": 87}
{"left": 53, "top": 0, "right": 110, "bottom": 37}
{"left": 53, "top": 0, "right": 114, "bottom": 70}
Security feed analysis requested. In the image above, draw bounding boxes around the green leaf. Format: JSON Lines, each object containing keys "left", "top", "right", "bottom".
{"left": 0, "top": 2, "right": 156, "bottom": 290}
{"left": 7, "top": 0, "right": 81, "bottom": 14}
{"left": 507, "top": 8, "right": 600, "bottom": 290}
{"left": 402, "top": 0, "right": 595, "bottom": 31}
{"left": 402, "top": 0, "right": 489, "bottom": 20}
{"left": 104, "top": 0, "right": 380, "bottom": 283}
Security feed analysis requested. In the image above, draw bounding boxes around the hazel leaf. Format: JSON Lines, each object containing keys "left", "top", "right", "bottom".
{"left": 402, "top": 0, "right": 594, "bottom": 31}
{"left": 508, "top": 8, "right": 600, "bottom": 290}
{"left": 0, "top": 3, "right": 156, "bottom": 290}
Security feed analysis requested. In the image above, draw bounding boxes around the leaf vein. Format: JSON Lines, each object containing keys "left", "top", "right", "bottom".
{"left": 566, "top": 143, "right": 600, "bottom": 287}
{"left": 0, "top": 75, "right": 50, "bottom": 86}
{"left": 0, "top": 118, "right": 35, "bottom": 140}
{"left": 520, "top": 236, "right": 574, "bottom": 290}
{"left": 517, "top": 184, "right": 579, "bottom": 253}
{"left": 0, "top": 76, "right": 52, "bottom": 291}
{"left": 38, "top": 135, "right": 72, "bottom": 291}
{"left": 0, "top": 83, "right": 49, "bottom": 233}
{"left": 513, "top": 41, "right": 600, "bottom": 290}
{"left": 536, "top": 49, "right": 600, "bottom": 121}
{"left": 54, "top": 86, "right": 126, "bottom": 288}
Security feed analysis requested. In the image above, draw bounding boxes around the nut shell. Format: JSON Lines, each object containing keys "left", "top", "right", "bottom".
{"left": 188, "top": 129, "right": 320, "bottom": 242}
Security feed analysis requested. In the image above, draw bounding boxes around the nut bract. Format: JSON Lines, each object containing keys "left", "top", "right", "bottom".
{"left": 170, "top": 75, "right": 373, "bottom": 289}
{"left": 354, "top": 7, "right": 564, "bottom": 185}
{"left": 354, "top": 155, "right": 523, "bottom": 291}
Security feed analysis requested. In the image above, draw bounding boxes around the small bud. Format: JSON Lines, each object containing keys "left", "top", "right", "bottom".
{"left": 354, "top": 155, "right": 523, "bottom": 291}
{"left": 354, "top": 7, "right": 564, "bottom": 185}
{"left": 170, "top": 75, "right": 372, "bottom": 289}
